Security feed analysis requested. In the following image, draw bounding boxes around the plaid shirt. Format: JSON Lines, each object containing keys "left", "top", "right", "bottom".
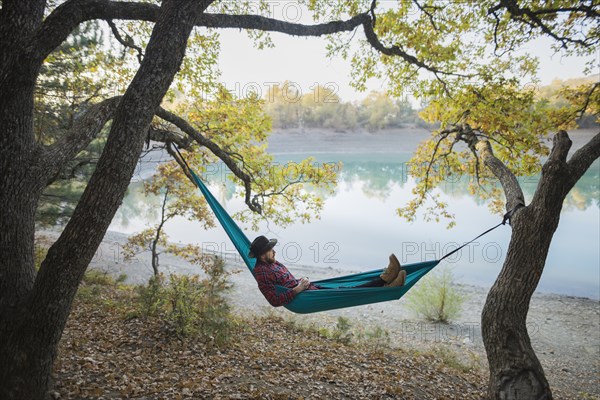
{"left": 253, "top": 260, "right": 319, "bottom": 307}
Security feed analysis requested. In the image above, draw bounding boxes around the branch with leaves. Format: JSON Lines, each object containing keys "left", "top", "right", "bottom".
{"left": 106, "top": 19, "right": 144, "bottom": 63}
{"left": 488, "top": 0, "right": 600, "bottom": 50}
{"left": 156, "top": 106, "right": 262, "bottom": 213}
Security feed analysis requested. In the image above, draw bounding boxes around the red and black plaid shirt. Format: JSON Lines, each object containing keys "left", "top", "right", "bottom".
{"left": 253, "top": 260, "right": 319, "bottom": 307}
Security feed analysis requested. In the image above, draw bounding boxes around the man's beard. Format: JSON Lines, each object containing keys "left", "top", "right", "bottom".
{"left": 264, "top": 254, "right": 276, "bottom": 263}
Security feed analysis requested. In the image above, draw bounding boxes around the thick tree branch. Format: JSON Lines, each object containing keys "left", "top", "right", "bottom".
{"left": 567, "top": 131, "right": 600, "bottom": 186}
{"left": 147, "top": 126, "right": 192, "bottom": 149}
{"left": 475, "top": 139, "right": 525, "bottom": 210}
{"left": 0, "top": 0, "right": 46, "bottom": 84}
{"left": 361, "top": 18, "right": 470, "bottom": 78}
{"left": 530, "top": 130, "right": 587, "bottom": 212}
{"left": 41, "top": 96, "right": 122, "bottom": 184}
{"left": 34, "top": 1, "right": 369, "bottom": 68}
{"left": 155, "top": 107, "right": 262, "bottom": 213}
{"left": 198, "top": 12, "right": 369, "bottom": 36}
{"left": 33, "top": 0, "right": 160, "bottom": 66}
{"left": 50, "top": 159, "right": 97, "bottom": 183}
{"left": 106, "top": 19, "right": 144, "bottom": 63}
{"left": 35, "top": 1, "right": 456, "bottom": 87}
{"left": 547, "top": 130, "right": 572, "bottom": 163}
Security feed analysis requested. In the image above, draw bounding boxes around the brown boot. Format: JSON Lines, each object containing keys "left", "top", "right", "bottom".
{"left": 385, "top": 270, "right": 406, "bottom": 287}
{"left": 380, "top": 253, "right": 401, "bottom": 283}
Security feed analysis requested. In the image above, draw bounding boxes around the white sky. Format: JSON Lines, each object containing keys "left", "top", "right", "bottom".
{"left": 215, "top": 18, "right": 599, "bottom": 103}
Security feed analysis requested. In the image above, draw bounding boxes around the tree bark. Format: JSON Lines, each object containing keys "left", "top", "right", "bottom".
{"left": 481, "top": 130, "right": 600, "bottom": 399}
{"left": 482, "top": 207, "right": 555, "bottom": 400}
{"left": 0, "top": 1, "right": 210, "bottom": 398}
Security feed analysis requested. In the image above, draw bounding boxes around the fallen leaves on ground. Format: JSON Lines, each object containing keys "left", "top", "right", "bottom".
{"left": 53, "top": 286, "right": 487, "bottom": 399}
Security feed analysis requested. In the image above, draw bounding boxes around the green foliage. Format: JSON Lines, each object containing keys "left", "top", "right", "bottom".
{"left": 135, "top": 257, "right": 235, "bottom": 345}
{"left": 82, "top": 270, "right": 117, "bottom": 286}
{"left": 430, "top": 345, "right": 480, "bottom": 374}
{"left": 194, "top": 256, "right": 235, "bottom": 344}
{"left": 165, "top": 274, "right": 206, "bottom": 337}
{"left": 405, "top": 268, "right": 465, "bottom": 323}
{"left": 306, "top": 316, "right": 390, "bottom": 350}
{"left": 398, "top": 78, "right": 598, "bottom": 226}
{"left": 77, "top": 269, "right": 123, "bottom": 301}
{"left": 35, "top": 21, "right": 125, "bottom": 226}
{"left": 310, "top": 1, "right": 597, "bottom": 226}
{"left": 136, "top": 274, "right": 166, "bottom": 318}
{"left": 122, "top": 161, "right": 215, "bottom": 276}
{"left": 35, "top": 21, "right": 120, "bottom": 144}
{"left": 317, "top": 316, "right": 354, "bottom": 344}
{"left": 171, "top": 87, "right": 340, "bottom": 229}
{"left": 355, "top": 324, "right": 391, "bottom": 352}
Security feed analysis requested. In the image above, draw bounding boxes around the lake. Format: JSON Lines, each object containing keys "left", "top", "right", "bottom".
{"left": 111, "top": 128, "right": 600, "bottom": 299}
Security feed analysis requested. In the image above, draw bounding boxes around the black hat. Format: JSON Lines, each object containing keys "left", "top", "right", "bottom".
{"left": 248, "top": 235, "right": 277, "bottom": 258}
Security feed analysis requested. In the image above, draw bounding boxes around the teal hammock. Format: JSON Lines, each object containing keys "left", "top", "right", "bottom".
{"left": 187, "top": 167, "right": 512, "bottom": 314}
{"left": 188, "top": 169, "right": 443, "bottom": 314}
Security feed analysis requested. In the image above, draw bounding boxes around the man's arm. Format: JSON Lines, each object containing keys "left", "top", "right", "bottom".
{"left": 254, "top": 269, "right": 298, "bottom": 307}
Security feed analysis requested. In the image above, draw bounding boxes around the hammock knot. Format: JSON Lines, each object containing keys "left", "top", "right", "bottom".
{"left": 502, "top": 203, "right": 525, "bottom": 225}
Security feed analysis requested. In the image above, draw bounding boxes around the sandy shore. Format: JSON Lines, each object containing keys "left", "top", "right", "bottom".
{"left": 37, "top": 229, "right": 599, "bottom": 397}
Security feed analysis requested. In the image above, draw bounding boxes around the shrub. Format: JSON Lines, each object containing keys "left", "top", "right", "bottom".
{"left": 135, "top": 256, "right": 235, "bottom": 345}
{"left": 405, "top": 268, "right": 465, "bottom": 323}
{"left": 356, "top": 325, "right": 390, "bottom": 351}
{"left": 82, "top": 269, "right": 116, "bottom": 286}
{"left": 316, "top": 316, "right": 353, "bottom": 344}
{"left": 195, "top": 256, "right": 234, "bottom": 345}
{"left": 165, "top": 274, "right": 204, "bottom": 337}
{"left": 136, "top": 274, "right": 165, "bottom": 318}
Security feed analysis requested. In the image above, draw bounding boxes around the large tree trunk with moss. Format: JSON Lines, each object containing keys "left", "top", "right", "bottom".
{"left": 480, "top": 131, "right": 600, "bottom": 400}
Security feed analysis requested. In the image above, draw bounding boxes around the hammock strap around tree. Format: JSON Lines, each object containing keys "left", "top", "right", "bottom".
{"left": 172, "top": 146, "right": 515, "bottom": 314}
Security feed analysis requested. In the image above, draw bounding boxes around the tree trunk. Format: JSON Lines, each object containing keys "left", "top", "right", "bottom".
{"left": 0, "top": 2, "right": 209, "bottom": 398}
{"left": 481, "top": 132, "right": 584, "bottom": 400}
{"left": 482, "top": 206, "right": 557, "bottom": 399}
{"left": 151, "top": 188, "right": 170, "bottom": 277}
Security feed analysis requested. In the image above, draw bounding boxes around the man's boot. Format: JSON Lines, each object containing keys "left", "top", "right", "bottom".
{"left": 385, "top": 270, "right": 407, "bottom": 287}
{"left": 380, "top": 253, "right": 401, "bottom": 283}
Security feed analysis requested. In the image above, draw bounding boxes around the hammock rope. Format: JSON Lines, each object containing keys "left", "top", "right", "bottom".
{"left": 439, "top": 204, "right": 522, "bottom": 261}
{"left": 172, "top": 147, "right": 516, "bottom": 314}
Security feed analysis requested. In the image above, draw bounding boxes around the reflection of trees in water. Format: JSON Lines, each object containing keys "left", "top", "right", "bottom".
{"left": 564, "top": 163, "right": 600, "bottom": 210}
{"left": 113, "top": 181, "right": 162, "bottom": 228}
{"left": 117, "top": 159, "right": 598, "bottom": 223}
{"left": 338, "top": 158, "right": 599, "bottom": 211}
{"left": 339, "top": 160, "right": 410, "bottom": 199}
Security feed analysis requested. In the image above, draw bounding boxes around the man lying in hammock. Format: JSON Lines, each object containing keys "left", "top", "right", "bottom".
{"left": 249, "top": 235, "right": 407, "bottom": 307}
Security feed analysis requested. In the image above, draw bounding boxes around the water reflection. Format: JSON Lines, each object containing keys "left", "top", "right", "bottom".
{"left": 111, "top": 145, "right": 599, "bottom": 299}
{"left": 174, "top": 150, "right": 599, "bottom": 213}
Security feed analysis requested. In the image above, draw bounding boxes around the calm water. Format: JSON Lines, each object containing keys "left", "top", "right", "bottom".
{"left": 112, "top": 129, "right": 600, "bottom": 299}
